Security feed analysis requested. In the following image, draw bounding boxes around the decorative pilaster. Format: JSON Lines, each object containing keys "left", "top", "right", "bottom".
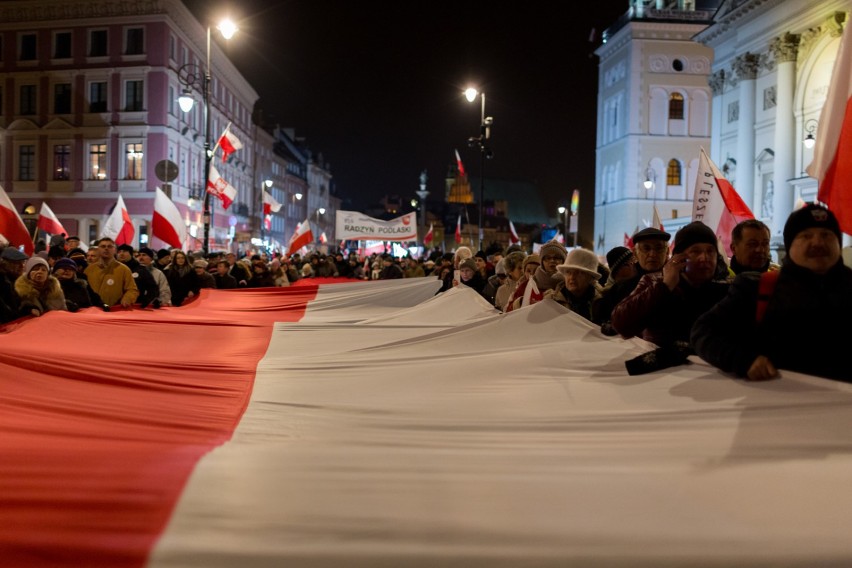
{"left": 769, "top": 32, "right": 801, "bottom": 64}
{"left": 731, "top": 53, "right": 760, "bottom": 82}
{"left": 708, "top": 70, "right": 726, "bottom": 96}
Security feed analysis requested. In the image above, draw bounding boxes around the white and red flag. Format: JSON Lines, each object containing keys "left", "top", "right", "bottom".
{"left": 264, "top": 216, "right": 272, "bottom": 231}
{"left": 207, "top": 166, "right": 237, "bottom": 210}
{"left": 101, "top": 194, "right": 134, "bottom": 246}
{"left": 0, "top": 184, "right": 34, "bottom": 254}
{"left": 624, "top": 232, "right": 633, "bottom": 248}
{"left": 217, "top": 124, "right": 243, "bottom": 163}
{"left": 263, "top": 190, "right": 282, "bottom": 216}
{"left": 286, "top": 219, "right": 313, "bottom": 255}
{"left": 652, "top": 205, "right": 665, "bottom": 232}
{"left": 691, "top": 147, "right": 754, "bottom": 253}
{"left": 37, "top": 202, "right": 67, "bottom": 237}
{"left": 455, "top": 149, "right": 466, "bottom": 178}
{"left": 151, "top": 187, "right": 187, "bottom": 250}
{"left": 806, "top": 24, "right": 852, "bottom": 234}
{"left": 423, "top": 223, "right": 434, "bottom": 246}
{"left": 319, "top": 231, "right": 328, "bottom": 244}
{"left": 454, "top": 215, "right": 462, "bottom": 244}
{"left": 508, "top": 220, "right": 520, "bottom": 245}
{"left": 555, "top": 231, "right": 565, "bottom": 245}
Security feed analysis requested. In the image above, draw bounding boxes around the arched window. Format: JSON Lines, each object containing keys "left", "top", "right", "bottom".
{"left": 666, "top": 159, "right": 682, "bottom": 186}
{"left": 668, "top": 92, "right": 684, "bottom": 120}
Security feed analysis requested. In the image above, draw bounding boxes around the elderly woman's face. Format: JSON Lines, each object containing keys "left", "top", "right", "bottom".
{"left": 29, "top": 264, "right": 49, "bottom": 284}
{"left": 563, "top": 269, "right": 594, "bottom": 296}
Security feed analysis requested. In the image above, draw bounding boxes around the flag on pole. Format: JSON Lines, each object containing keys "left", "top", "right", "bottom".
{"left": 555, "top": 231, "right": 565, "bottom": 244}
{"left": 508, "top": 220, "right": 520, "bottom": 244}
{"left": 454, "top": 215, "right": 462, "bottom": 244}
{"left": 101, "top": 194, "right": 134, "bottom": 246}
{"left": 806, "top": 24, "right": 852, "bottom": 234}
{"left": 624, "top": 232, "right": 633, "bottom": 248}
{"left": 286, "top": 219, "right": 313, "bottom": 255}
{"left": 262, "top": 190, "right": 282, "bottom": 216}
{"left": 319, "top": 232, "right": 328, "bottom": 244}
{"left": 423, "top": 223, "right": 434, "bottom": 246}
{"left": 37, "top": 202, "right": 67, "bottom": 237}
{"left": 0, "top": 184, "right": 34, "bottom": 254}
{"left": 264, "top": 216, "right": 272, "bottom": 231}
{"left": 207, "top": 166, "right": 237, "bottom": 210}
{"left": 652, "top": 205, "right": 665, "bottom": 232}
{"left": 692, "top": 148, "right": 754, "bottom": 253}
{"left": 455, "top": 149, "right": 466, "bottom": 178}
{"left": 152, "top": 187, "right": 187, "bottom": 249}
{"left": 217, "top": 125, "right": 243, "bottom": 163}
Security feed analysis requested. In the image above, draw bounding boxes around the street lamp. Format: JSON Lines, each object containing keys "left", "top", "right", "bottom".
{"left": 803, "top": 119, "right": 818, "bottom": 149}
{"left": 177, "top": 17, "right": 237, "bottom": 254}
{"left": 643, "top": 166, "right": 656, "bottom": 192}
{"left": 558, "top": 206, "right": 568, "bottom": 244}
{"left": 464, "top": 87, "right": 493, "bottom": 252}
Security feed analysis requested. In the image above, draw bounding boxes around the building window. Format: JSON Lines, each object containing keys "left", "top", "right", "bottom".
{"left": 54, "top": 83, "right": 71, "bottom": 114}
{"left": 89, "top": 81, "right": 107, "bottom": 112}
{"left": 125, "top": 143, "right": 143, "bottom": 179}
{"left": 168, "top": 85, "right": 175, "bottom": 115}
{"left": 169, "top": 35, "right": 176, "bottom": 60}
{"left": 54, "top": 32, "right": 71, "bottom": 59}
{"left": 89, "top": 30, "right": 107, "bottom": 57}
{"left": 125, "top": 27, "right": 144, "bottom": 55}
{"left": 668, "top": 93, "right": 684, "bottom": 120}
{"left": 53, "top": 144, "right": 71, "bottom": 180}
{"left": 19, "top": 33, "right": 37, "bottom": 61}
{"left": 124, "top": 80, "right": 143, "bottom": 111}
{"left": 89, "top": 143, "right": 107, "bottom": 179}
{"left": 666, "top": 159, "right": 682, "bottom": 186}
{"left": 19, "top": 145, "right": 35, "bottom": 181}
{"left": 20, "top": 84, "right": 36, "bottom": 115}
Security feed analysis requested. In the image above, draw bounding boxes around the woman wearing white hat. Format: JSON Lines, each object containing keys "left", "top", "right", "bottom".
{"left": 543, "top": 248, "right": 602, "bottom": 322}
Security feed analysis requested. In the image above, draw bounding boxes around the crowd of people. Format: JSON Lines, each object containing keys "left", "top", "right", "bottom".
{"left": 1, "top": 203, "right": 849, "bottom": 383}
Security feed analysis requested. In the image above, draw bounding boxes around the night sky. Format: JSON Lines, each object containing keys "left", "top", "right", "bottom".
{"left": 185, "top": 0, "right": 629, "bottom": 231}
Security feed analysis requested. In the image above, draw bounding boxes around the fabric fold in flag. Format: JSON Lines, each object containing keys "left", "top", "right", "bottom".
{"left": 806, "top": 21, "right": 852, "bottom": 234}
{"left": 152, "top": 188, "right": 187, "bottom": 250}
{"left": 262, "top": 190, "right": 282, "bottom": 216}
{"left": 509, "top": 220, "right": 520, "bottom": 245}
{"left": 217, "top": 125, "right": 243, "bottom": 163}
{"left": 207, "top": 166, "right": 237, "bottom": 210}
{"left": 101, "top": 194, "right": 134, "bottom": 246}
{"left": 0, "top": 184, "right": 34, "bottom": 254}
{"left": 37, "top": 202, "right": 67, "bottom": 237}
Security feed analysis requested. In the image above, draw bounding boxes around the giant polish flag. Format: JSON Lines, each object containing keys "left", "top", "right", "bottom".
{"left": 0, "top": 184, "right": 34, "bottom": 254}
{"left": 286, "top": 219, "right": 313, "bottom": 255}
{"left": 691, "top": 147, "right": 754, "bottom": 252}
{"left": 101, "top": 194, "right": 134, "bottom": 246}
{"left": 151, "top": 187, "right": 187, "bottom": 249}
{"left": 37, "top": 202, "right": 67, "bottom": 238}
{"left": 5, "top": 281, "right": 852, "bottom": 566}
{"left": 807, "top": 24, "right": 852, "bottom": 234}
{"left": 207, "top": 166, "right": 237, "bottom": 209}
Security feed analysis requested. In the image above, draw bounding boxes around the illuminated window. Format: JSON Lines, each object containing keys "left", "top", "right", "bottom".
{"left": 89, "top": 144, "right": 107, "bottom": 179}
{"left": 53, "top": 144, "right": 71, "bottom": 180}
{"left": 669, "top": 92, "right": 684, "bottom": 120}
{"left": 666, "top": 159, "right": 681, "bottom": 186}
{"left": 125, "top": 143, "right": 143, "bottom": 180}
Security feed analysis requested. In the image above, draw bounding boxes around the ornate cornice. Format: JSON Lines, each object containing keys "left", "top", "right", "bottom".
{"left": 799, "top": 12, "right": 847, "bottom": 63}
{"left": 0, "top": 0, "right": 167, "bottom": 24}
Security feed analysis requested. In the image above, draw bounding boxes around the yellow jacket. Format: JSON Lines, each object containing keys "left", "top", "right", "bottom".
{"left": 85, "top": 259, "right": 139, "bottom": 306}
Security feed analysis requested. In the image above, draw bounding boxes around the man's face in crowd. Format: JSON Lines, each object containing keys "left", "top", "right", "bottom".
{"left": 53, "top": 266, "right": 76, "bottom": 281}
{"left": 137, "top": 253, "right": 153, "bottom": 267}
{"left": 474, "top": 257, "right": 486, "bottom": 271}
{"left": 66, "top": 238, "right": 80, "bottom": 250}
{"left": 217, "top": 262, "right": 229, "bottom": 276}
{"left": 788, "top": 228, "right": 841, "bottom": 275}
{"left": 541, "top": 254, "right": 563, "bottom": 275}
{"left": 116, "top": 248, "right": 133, "bottom": 263}
{"left": 732, "top": 227, "right": 770, "bottom": 270}
{"left": 5, "top": 260, "right": 25, "bottom": 277}
{"left": 98, "top": 241, "right": 116, "bottom": 261}
{"left": 634, "top": 239, "right": 669, "bottom": 272}
{"left": 226, "top": 253, "right": 237, "bottom": 266}
{"left": 86, "top": 249, "right": 100, "bottom": 264}
{"left": 682, "top": 243, "right": 717, "bottom": 284}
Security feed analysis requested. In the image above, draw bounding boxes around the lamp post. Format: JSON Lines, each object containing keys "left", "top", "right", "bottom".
{"left": 464, "top": 87, "right": 493, "bottom": 252}
{"left": 177, "top": 18, "right": 237, "bottom": 254}
{"left": 557, "top": 206, "right": 568, "bottom": 244}
{"left": 803, "top": 119, "right": 818, "bottom": 149}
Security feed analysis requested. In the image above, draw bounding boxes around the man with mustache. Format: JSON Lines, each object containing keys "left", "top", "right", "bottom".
{"left": 728, "top": 219, "right": 778, "bottom": 276}
{"left": 693, "top": 203, "right": 852, "bottom": 382}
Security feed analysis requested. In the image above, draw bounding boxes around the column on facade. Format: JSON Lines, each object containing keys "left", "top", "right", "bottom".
{"left": 732, "top": 53, "right": 759, "bottom": 212}
{"left": 769, "top": 33, "right": 799, "bottom": 238}
{"left": 708, "top": 70, "right": 726, "bottom": 161}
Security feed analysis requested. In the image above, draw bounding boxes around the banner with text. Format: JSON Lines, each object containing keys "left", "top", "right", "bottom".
{"left": 335, "top": 210, "right": 418, "bottom": 241}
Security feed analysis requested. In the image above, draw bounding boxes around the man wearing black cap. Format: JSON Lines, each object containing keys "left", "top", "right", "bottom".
{"left": 612, "top": 221, "right": 728, "bottom": 348}
{"left": 137, "top": 247, "right": 171, "bottom": 306}
{"left": 593, "top": 228, "right": 670, "bottom": 335}
{"left": 693, "top": 203, "right": 852, "bottom": 382}
{"left": 0, "top": 246, "right": 28, "bottom": 323}
{"left": 116, "top": 243, "right": 158, "bottom": 308}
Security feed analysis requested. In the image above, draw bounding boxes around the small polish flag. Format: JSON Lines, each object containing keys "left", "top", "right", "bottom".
{"left": 423, "top": 223, "right": 434, "bottom": 246}
{"left": 455, "top": 149, "right": 466, "bottom": 178}
{"left": 0, "top": 184, "right": 34, "bottom": 254}
{"left": 152, "top": 187, "right": 187, "bottom": 250}
{"left": 37, "top": 202, "right": 67, "bottom": 237}
{"left": 263, "top": 190, "right": 282, "bottom": 216}
{"left": 207, "top": 166, "right": 237, "bottom": 210}
{"left": 217, "top": 125, "right": 244, "bottom": 163}
{"left": 286, "top": 219, "right": 313, "bottom": 255}
{"left": 508, "top": 220, "right": 520, "bottom": 245}
{"left": 454, "top": 215, "right": 462, "bottom": 244}
{"left": 101, "top": 194, "right": 134, "bottom": 246}
{"left": 319, "top": 232, "right": 328, "bottom": 244}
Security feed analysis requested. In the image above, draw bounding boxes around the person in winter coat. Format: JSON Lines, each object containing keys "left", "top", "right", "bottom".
{"left": 84, "top": 238, "right": 138, "bottom": 308}
{"left": 494, "top": 251, "right": 526, "bottom": 312}
{"left": 454, "top": 258, "right": 487, "bottom": 296}
{"left": 506, "top": 240, "right": 567, "bottom": 311}
{"left": 164, "top": 250, "right": 193, "bottom": 306}
{"left": 544, "top": 248, "right": 603, "bottom": 322}
{"left": 15, "top": 257, "right": 67, "bottom": 317}
{"left": 693, "top": 203, "right": 852, "bottom": 382}
{"left": 247, "top": 261, "right": 276, "bottom": 288}
{"left": 52, "top": 257, "right": 101, "bottom": 311}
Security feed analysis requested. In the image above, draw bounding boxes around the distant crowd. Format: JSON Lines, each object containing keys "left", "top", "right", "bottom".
{"left": 1, "top": 203, "right": 849, "bottom": 383}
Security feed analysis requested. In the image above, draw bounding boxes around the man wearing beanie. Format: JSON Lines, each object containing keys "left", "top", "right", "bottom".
{"left": 693, "top": 203, "right": 851, "bottom": 382}
{"left": 116, "top": 243, "right": 159, "bottom": 308}
{"left": 612, "top": 221, "right": 728, "bottom": 348}
{"left": 506, "top": 240, "right": 567, "bottom": 311}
